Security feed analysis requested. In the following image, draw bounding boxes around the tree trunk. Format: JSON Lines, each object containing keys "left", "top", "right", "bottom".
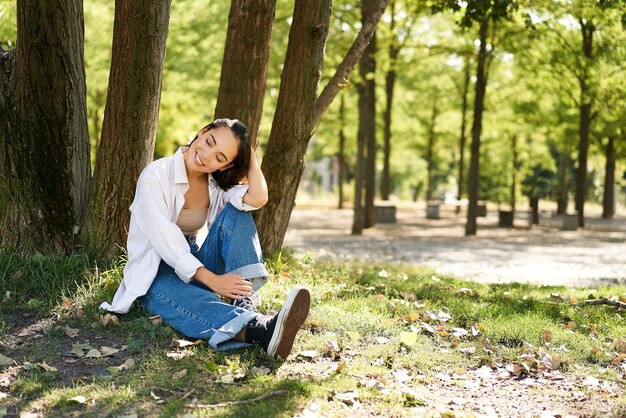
{"left": 353, "top": 96, "right": 366, "bottom": 235}
{"left": 381, "top": 0, "right": 397, "bottom": 201}
{"left": 362, "top": 1, "right": 377, "bottom": 229}
{"left": 426, "top": 94, "right": 439, "bottom": 203}
{"left": 255, "top": 0, "right": 332, "bottom": 253}
{"left": 557, "top": 151, "right": 569, "bottom": 215}
{"left": 602, "top": 136, "right": 616, "bottom": 219}
{"left": 457, "top": 56, "right": 471, "bottom": 206}
{"left": 0, "top": 0, "right": 90, "bottom": 255}
{"left": 81, "top": 0, "right": 171, "bottom": 259}
{"left": 510, "top": 134, "right": 518, "bottom": 212}
{"left": 465, "top": 17, "right": 489, "bottom": 236}
{"left": 338, "top": 94, "right": 346, "bottom": 209}
{"left": 214, "top": 0, "right": 276, "bottom": 148}
{"left": 256, "top": 0, "right": 388, "bottom": 254}
{"left": 530, "top": 196, "right": 539, "bottom": 225}
{"left": 575, "top": 19, "right": 594, "bottom": 228}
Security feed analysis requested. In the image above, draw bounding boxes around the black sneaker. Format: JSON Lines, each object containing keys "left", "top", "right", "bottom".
{"left": 246, "top": 286, "right": 310, "bottom": 360}
{"left": 232, "top": 290, "right": 262, "bottom": 314}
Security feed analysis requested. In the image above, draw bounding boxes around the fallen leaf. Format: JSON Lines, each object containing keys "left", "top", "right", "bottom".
{"left": 18, "top": 329, "right": 32, "bottom": 337}
{"left": 119, "top": 359, "right": 135, "bottom": 370}
{"left": 217, "top": 374, "right": 235, "bottom": 384}
{"left": 0, "top": 354, "right": 14, "bottom": 366}
{"left": 565, "top": 321, "right": 577, "bottom": 330}
{"left": 172, "top": 339, "right": 194, "bottom": 349}
{"left": 69, "top": 395, "right": 87, "bottom": 404}
{"left": 451, "top": 328, "right": 469, "bottom": 337}
{"left": 611, "top": 353, "right": 626, "bottom": 365}
{"left": 334, "top": 390, "right": 359, "bottom": 406}
{"left": 37, "top": 362, "right": 57, "bottom": 372}
{"left": 64, "top": 327, "right": 80, "bottom": 338}
{"left": 299, "top": 350, "right": 318, "bottom": 359}
{"left": 4, "top": 291, "right": 10, "bottom": 301}
{"left": 325, "top": 340, "right": 341, "bottom": 358}
{"left": 458, "top": 346, "right": 476, "bottom": 354}
{"left": 173, "top": 369, "right": 188, "bottom": 379}
{"left": 582, "top": 375, "right": 600, "bottom": 388}
{"left": 148, "top": 315, "right": 162, "bottom": 325}
{"left": 616, "top": 338, "right": 626, "bottom": 353}
{"left": 250, "top": 366, "right": 270, "bottom": 376}
{"left": 100, "top": 346, "right": 120, "bottom": 357}
{"left": 375, "top": 337, "right": 389, "bottom": 344}
{"left": 450, "top": 397, "right": 468, "bottom": 406}
{"left": 399, "top": 331, "right": 418, "bottom": 347}
{"left": 84, "top": 349, "right": 102, "bottom": 359}
{"left": 540, "top": 353, "right": 561, "bottom": 370}
{"left": 392, "top": 369, "right": 413, "bottom": 383}
{"left": 71, "top": 343, "right": 85, "bottom": 358}
{"left": 541, "top": 329, "right": 554, "bottom": 342}
{"left": 371, "top": 294, "right": 385, "bottom": 301}
{"left": 99, "top": 314, "right": 119, "bottom": 327}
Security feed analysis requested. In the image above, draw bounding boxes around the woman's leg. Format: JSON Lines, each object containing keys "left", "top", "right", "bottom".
{"left": 139, "top": 262, "right": 257, "bottom": 351}
{"left": 197, "top": 203, "right": 268, "bottom": 291}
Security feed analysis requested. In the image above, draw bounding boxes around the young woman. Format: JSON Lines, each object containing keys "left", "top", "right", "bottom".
{"left": 100, "top": 118, "right": 310, "bottom": 360}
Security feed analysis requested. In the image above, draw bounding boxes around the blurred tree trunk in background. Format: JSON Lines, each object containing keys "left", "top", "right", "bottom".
{"left": 338, "top": 94, "right": 346, "bottom": 209}
{"left": 381, "top": 0, "right": 398, "bottom": 201}
{"left": 465, "top": 16, "right": 489, "bottom": 236}
{"left": 510, "top": 134, "right": 518, "bottom": 212}
{"left": 82, "top": 0, "right": 171, "bottom": 260}
{"left": 214, "top": 0, "right": 276, "bottom": 148}
{"left": 557, "top": 151, "right": 570, "bottom": 215}
{"left": 456, "top": 57, "right": 471, "bottom": 209}
{"left": 0, "top": 0, "right": 90, "bottom": 255}
{"left": 256, "top": 0, "right": 389, "bottom": 254}
{"left": 425, "top": 94, "right": 439, "bottom": 203}
{"left": 362, "top": 0, "right": 377, "bottom": 229}
{"left": 574, "top": 19, "right": 594, "bottom": 228}
{"left": 602, "top": 135, "right": 616, "bottom": 219}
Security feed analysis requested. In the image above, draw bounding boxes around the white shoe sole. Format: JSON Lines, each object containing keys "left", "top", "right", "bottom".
{"left": 266, "top": 286, "right": 311, "bottom": 360}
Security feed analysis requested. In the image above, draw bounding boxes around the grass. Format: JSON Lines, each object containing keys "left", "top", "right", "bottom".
{"left": 0, "top": 250, "right": 625, "bottom": 417}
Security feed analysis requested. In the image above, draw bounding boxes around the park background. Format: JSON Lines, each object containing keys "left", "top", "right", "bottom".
{"left": 1, "top": 0, "right": 626, "bottom": 417}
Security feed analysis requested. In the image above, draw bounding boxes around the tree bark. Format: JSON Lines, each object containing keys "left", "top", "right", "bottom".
{"left": 81, "top": 0, "right": 171, "bottom": 259}
{"left": 510, "top": 134, "right": 518, "bottom": 212}
{"left": 214, "top": 0, "right": 276, "bottom": 148}
{"left": 352, "top": 96, "right": 366, "bottom": 235}
{"left": 456, "top": 57, "right": 471, "bottom": 207}
{"left": 465, "top": 17, "right": 489, "bottom": 236}
{"left": 425, "top": 94, "right": 439, "bottom": 202}
{"left": 362, "top": 2, "right": 377, "bottom": 229}
{"left": 254, "top": 0, "right": 332, "bottom": 253}
{"left": 256, "top": 0, "right": 388, "bottom": 254}
{"left": 338, "top": 94, "right": 346, "bottom": 209}
{"left": 575, "top": 19, "right": 594, "bottom": 228}
{"left": 557, "top": 150, "right": 569, "bottom": 215}
{"left": 602, "top": 136, "right": 616, "bottom": 219}
{"left": 381, "top": 0, "right": 397, "bottom": 201}
{"left": 0, "top": 0, "right": 90, "bottom": 255}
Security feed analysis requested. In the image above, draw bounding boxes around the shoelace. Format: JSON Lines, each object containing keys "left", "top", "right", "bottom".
{"left": 233, "top": 291, "right": 261, "bottom": 312}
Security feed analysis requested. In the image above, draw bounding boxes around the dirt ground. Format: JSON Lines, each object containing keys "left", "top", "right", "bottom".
{"left": 284, "top": 201, "right": 626, "bottom": 288}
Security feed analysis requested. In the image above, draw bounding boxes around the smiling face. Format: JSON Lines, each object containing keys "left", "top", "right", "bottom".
{"left": 184, "top": 126, "right": 240, "bottom": 176}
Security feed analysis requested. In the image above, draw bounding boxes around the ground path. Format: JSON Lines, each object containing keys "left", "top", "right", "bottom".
{"left": 284, "top": 202, "right": 626, "bottom": 287}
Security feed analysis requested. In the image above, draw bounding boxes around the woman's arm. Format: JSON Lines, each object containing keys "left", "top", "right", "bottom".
{"left": 242, "top": 147, "right": 268, "bottom": 208}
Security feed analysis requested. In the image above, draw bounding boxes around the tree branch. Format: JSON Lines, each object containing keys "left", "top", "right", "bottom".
{"left": 571, "top": 298, "right": 626, "bottom": 310}
{"left": 312, "top": 0, "right": 389, "bottom": 128}
{"left": 187, "top": 390, "right": 288, "bottom": 409}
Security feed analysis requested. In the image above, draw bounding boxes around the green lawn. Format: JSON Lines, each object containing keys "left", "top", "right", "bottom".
{"left": 1, "top": 251, "right": 625, "bottom": 417}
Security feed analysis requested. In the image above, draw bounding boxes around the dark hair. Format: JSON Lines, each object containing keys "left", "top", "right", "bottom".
{"left": 190, "top": 118, "right": 251, "bottom": 190}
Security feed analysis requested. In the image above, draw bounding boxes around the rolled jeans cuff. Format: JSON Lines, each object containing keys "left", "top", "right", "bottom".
{"left": 230, "top": 263, "right": 268, "bottom": 291}
{"left": 205, "top": 309, "right": 258, "bottom": 351}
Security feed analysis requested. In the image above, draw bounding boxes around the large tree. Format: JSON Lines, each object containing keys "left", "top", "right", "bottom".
{"left": 214, "top": 0, "right": 276, "bottom": 148}
{"left": 255, "top": 0, "right": 389, "bottom": 254}
{"left": 81, "top": 0, "right": 171, "bottom": 259}
{"left": 0, "top": 0, "right": 90, "bottom": 255}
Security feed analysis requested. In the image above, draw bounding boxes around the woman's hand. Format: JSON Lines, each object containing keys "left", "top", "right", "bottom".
{"left": 193, "top": 267, "right": 252, "bottom": 299}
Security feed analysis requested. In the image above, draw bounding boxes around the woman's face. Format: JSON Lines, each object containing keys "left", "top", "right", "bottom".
{"left": 184, "top": 126, "right": 239, "bottom": 175}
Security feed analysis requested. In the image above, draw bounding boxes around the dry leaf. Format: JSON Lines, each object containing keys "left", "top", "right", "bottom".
{"left": 458, "top": 346, "right": 476, "bottom": 354}
{"left": 69, "top": 395, "right": 87, "bottom": 404}
{"left": 84, "top": 349, "right": 102, "bottom": 359}
{"left": 565, "top": 321, "right": 577, "bottom": 330}
{"left": 0, "top": 354, "right": 14, "bottom": 366}
{"left": 591, "top": 346, "right": 603, "bottom": 355}
{"left": 148, "top": 315, "right": 162, "bottom": 325}
{"left": 582, "top": 376, "right": 600, "bottom": 388}
{"left": 371, "top": 294, "right": 385, "bottom": 301}
{"left": 541, "top": 329, "right": 554, "bottom": 342}
{"left": 299, "top": 350, "right": 318, "bottom": 359}
{"left": 71, "top": 343, "right": 85, "bottom": 358}
{"left": 38, "top": 362, "right": 57, "bottom": 372}
{"left": 334, "top": 390, "right": 359, "bottom": 406}
{"left": 616, "top": 338, "right": 626, "bottom": 353}
{"left": 120, "top": 359, "right": 135, "bottom": 370}
{"left": 100, "top": 346, "right": 120, "bottom": 357}
{"left": 250, "top": 366, "right": 270, "bottom": 376}
{"left": 375, "top": 337, "right": 389, "bottom": 344}
{"left": 18, "top": 329, "right": 32, "bottom": 337}
{"left": 171, "top": 339, "right": 194, "bottom": 349}
{"left": 173, "top": 369, "right": 188, "bottom": 379}
{"left": 325, "top": 340, "right": 341, "bottom": 357}
{"left": 64, "top": 327, "right": 80, "bottom": 338}
{"left": 451, "top": 328, "right": 469, "bottom": 337}
{"left": 611, "top": 353, "right": 626, "bottom": 365}
{"left": 99, "top": 314, "right": 119, "bottom": 327}
{"left": 540, "top": 353, "right": 561, "bottom": 370}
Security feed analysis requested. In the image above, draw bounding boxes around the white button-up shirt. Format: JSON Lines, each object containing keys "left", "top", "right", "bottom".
{"left": 99, "top": 147, "right": 257, "bottom": 314}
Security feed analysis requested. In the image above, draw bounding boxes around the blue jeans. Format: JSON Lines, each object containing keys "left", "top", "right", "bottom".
{"left": 140, "top": 203, "right": 269, "bottom": 351}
